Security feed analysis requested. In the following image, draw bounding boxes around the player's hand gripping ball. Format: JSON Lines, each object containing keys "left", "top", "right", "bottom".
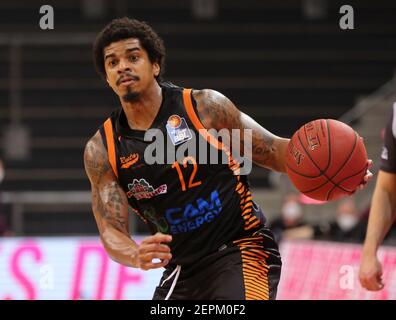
{"left": 286, "top": 119, "right": 368, "bottom": 201}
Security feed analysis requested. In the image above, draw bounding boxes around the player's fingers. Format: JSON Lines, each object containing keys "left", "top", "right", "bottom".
{"left": 140, "top": 259, "right": 170, "bottom": 270}
{"left": 139, "top": 251, "right": 172, "bottom": 263}
{"left": 360, "top": 273, "right": 384, "bottom": 291}
{"left": 358, "top": 183, "right": 365, "bottom": 190}
{"left": 360, "top": 275, "right": 374, "bottom": 290}
{"left": 139, "top": 243, "right": 171, "bottom": 254}
{"left": 360, "top": 277, "right": 370, "bottom": 290}
{"left": 376, "top": 266, "right": 384, "bottom": 289}
{"left": 142, "top": 232, "right": 172, "bottom": 245}
{"left": 367, "top": 278, "right": 383, "bottom": 291}
{"left": 376, "top": 276, "right": 385, "bottom": 290}
{"left": 358, "top": 169, "right": 373, "bottom": 190}
{"left": 367, "top": 159, "right": 373, "bottom": 169}
{"left": 359, "top": 271, "right": 368, "bottom": 288}
{"left": 363, "top": 170, "right": 373, "bottom": 182}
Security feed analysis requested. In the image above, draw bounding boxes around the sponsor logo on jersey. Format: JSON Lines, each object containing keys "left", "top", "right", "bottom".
{"left": 127, "top": 178, "right": 167, "bottom": 200}
{"left": 120, "top": 153, "right": 139, "bottom": 169}
{"left": 165, "top": 190, "right": 223, "bottom": 234}
{"left": 166, "top": 114, "right": 192, "bottom": 145}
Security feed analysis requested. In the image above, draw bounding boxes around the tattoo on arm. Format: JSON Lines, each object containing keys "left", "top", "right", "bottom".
{"left": 251, "top": 125, "right": 275, "bottom": 165}
{"left": 101, "top": 182, "right": 128, "bottom": 231}
{"left": 194, "top": 89, "right": 239, "bottom": 130}
{"left": 84, "top": 133, "right": 111, "bottom": 185}
{"left": 85, "top": 132, "right": 129, "bottom": 234}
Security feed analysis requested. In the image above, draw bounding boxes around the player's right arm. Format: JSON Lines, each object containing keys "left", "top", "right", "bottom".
{"left": 84, "top": 131, "right": 172, "bottom": 269}
{"left": 359, "top": 170, "right": 396, "bottom": 290}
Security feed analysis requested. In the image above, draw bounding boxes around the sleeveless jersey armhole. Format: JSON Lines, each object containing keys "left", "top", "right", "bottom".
{"left": 103, "top": 118, "right": 119, "bottom": 178}
{"left": 182, "top": 88, "right": 222, "bottom": 151}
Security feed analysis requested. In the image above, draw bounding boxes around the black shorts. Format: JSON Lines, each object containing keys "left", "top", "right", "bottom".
{"left": 152, "top": 227, "right": 282, "bottom": 300}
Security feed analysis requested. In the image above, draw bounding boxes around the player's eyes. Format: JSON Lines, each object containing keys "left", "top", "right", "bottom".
{"left": 108, "top": 60, "right": 117, "bottom": 67}
{"left": 129, "top": 55, "right": 138, "bottom": 62}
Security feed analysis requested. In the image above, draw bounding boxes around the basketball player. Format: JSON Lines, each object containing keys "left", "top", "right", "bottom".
{"left": 359, "top": 104, "right": 396, "bottom": 291}
{"left": 84, "top": 17, "right": 372, "bottom": 300}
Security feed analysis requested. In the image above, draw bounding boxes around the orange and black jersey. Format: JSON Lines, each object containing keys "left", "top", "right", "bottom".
{"left": 99, "top": 84, "right": 266, "bottom": 266}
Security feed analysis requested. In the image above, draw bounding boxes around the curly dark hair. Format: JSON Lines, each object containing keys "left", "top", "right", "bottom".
{"left": 93, "top": 17, "right": 166, "bottom": 81}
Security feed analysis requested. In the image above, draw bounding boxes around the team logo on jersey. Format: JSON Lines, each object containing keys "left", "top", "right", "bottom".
{"left": 166, "top": 114, "right": 192, "bottom": 145}
{"left": 164, "top": 190, "right": 223, "bottom": 235}
{"left": 127, "top": 178, "right": 167, "bottom": 200}
{"left": 120, "top": 153, "right": 139, "bottom": 169}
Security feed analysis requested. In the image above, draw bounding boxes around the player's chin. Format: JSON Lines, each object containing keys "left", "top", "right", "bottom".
{"left": 122, "top": 90, "right": 140, "bottom": 102}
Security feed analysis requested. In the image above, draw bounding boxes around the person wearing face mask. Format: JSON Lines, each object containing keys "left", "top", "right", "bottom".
{"left": 269, "top": 194, "right": 316, "bottom": 243}
{"left": 314, "top": 198, "right": 367, "bottom": 243}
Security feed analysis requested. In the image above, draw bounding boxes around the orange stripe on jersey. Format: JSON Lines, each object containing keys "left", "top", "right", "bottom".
{"left": 245, "top": 220, "right": 261, "bottom": 230}
{"left": 182, "top": 88, "right": 222, "bottom": 151}
{"left": 236, "top": 241, "right": 270, "bottom": 300}
{"left": 104, "top": 118, "right": 118, "bottom": 178}
{"left": 240, "top": 196, "right": 253, "bottom": 204}
{"left": 182, "top": 88, "right": 243, "bottom": 177}
{"left": 236, "top": 182, "right": 244, "bottom": 191}
{"left": 236, "top": 185, "right": 246, "bottom": 195}
{"left": 242, "top": 202, "right": 253, "bottom": 210}
{"left": 238, "top": 186, "right": 260, "bottom": 230}
{"left": 182, "top": 88, "right": 261, "bottom": 229}
{"left": 182, "top": 88, "right": 245, "bottom": 188}
{"left": 233, "top": 236, "right": 263, "bottom": 245}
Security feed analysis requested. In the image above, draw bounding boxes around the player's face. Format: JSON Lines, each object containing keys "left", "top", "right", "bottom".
{"left": 103, "top": 38, "right": 160, "bottom": 102}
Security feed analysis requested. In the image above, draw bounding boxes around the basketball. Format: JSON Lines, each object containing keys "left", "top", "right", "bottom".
{"left": 285, "top": 119, "right": 368, "bottom": 201}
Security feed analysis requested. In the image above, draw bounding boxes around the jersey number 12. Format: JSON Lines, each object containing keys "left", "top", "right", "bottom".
{"left": 172, "top": 156, "right": 202, "bottom": 191}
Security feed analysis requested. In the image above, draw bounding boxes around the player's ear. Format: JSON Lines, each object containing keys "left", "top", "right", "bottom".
{"left": 153, "top": 62, "right": 160, "bottom": 77}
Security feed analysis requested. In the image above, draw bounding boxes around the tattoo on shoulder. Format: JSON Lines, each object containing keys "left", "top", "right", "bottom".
{"left": 193, "top": 89, "right": 277, "bottom": 167}
{"left": 194, "top": 89, "right": 241, "bottom": 130}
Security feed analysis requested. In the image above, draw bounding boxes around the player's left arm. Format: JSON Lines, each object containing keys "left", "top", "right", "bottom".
{"left": 193, "top": 89, "right": 289, "bottom": 173}
{"left": 193, "top": 89, "right": 373, "bottom": 187}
